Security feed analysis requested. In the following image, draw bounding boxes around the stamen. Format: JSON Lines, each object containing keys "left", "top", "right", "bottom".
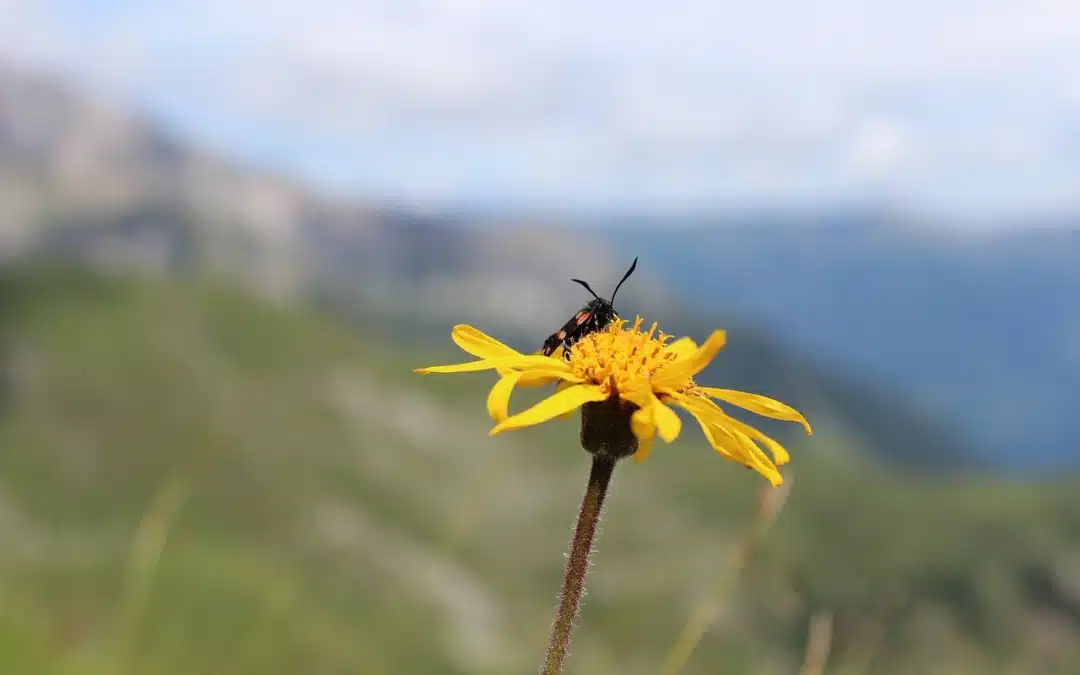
{"left": 566, "top": 315, "right": 695, "bottom": 397}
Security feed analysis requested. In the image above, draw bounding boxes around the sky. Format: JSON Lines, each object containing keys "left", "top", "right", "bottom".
{"left": 3, "top": 0, "right": 1080, "bottom": 218}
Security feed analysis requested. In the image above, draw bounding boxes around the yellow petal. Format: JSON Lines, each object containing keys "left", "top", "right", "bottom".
{"left": 541, "top": 345, "right": 566, "bottom": 360}
{"left": 724, "top": 426, "right": 784, "bottom": 486}
{"left": 416, "top": 354, "right": 571, "bottom": 375}
{"left": 529, "top": 369, "right": 585, "bottom": 387}
{"left": 630, "top": 406, "right": 656, "bottom": 441}
{"left": 652, "top": 397, "right": 682, "bottom": 443}
{"left": 618, "top": 378, "right": 654, "bottom": 407}
{"left": 487, "top": 372, "right": 522, "bottom": 423}
{"left": 632, "top": 435, "right": 654, "bottom": 463}
{"left": 416, "top": 360, "right": 505, "bottom": 374}
{"left": 716, "top": 412, "right": 793, "bottom": 466}
{"left": 672, "top": 394, "right": 736, "bottom": 459}
{"left": 490, "top": 385, "right": 607, "bottom": 436}
{"left": 556, "top": 380, "right": 579, "bottom": 420}
{"left": 698, "top": 387, "right": 812, "bottom": 435}
{"left": 624, "top": 387, "right": 681, "bottom": 443}
{"left": 664, "top": 336, "right": 698, "bottom": 359}
{"left": 673, "top": 394, "right": 783, "bottom": 486}
{"left": 651, "top": 329, "right": 727, "bottom": 389}
{"left": 709, "top": 419, "right": 783, "bottom": 484}
{"left": 451, "top": 324, "right": 522, "bottom": 360}
{"left": 496, "top": 367, "right": 561, "bottom": 388}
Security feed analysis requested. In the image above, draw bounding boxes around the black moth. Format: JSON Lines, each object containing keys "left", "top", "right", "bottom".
{"left": 540, "top": 257, "right": 639, "bottom": 358}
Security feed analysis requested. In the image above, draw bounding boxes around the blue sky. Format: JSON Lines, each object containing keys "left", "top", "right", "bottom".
{"left": 4, "top": 0, "right": 1080, "bottom": 218}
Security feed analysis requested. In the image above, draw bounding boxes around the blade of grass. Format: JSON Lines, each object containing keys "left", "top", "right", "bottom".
{"left": 799, "top": 610, "right": 834, "bottom": 675}
{"left": 659, "top": 474, "right": 793, "bottom": 675}
{"left": 114, "top": 472, "right": 194, "bottom": 672}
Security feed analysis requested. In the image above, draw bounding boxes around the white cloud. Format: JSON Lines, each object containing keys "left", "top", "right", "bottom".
{"left": 962, "top": 2, "right": 1080, "bottom": 55}
{"left": 0, "top": 0, "right": 57, "bottom": 62}
{"left": 849, "top": 117, "right": 908, "bottom": 174}
{"left": 2, "top": 0, "right": 1080, "bottom": 214}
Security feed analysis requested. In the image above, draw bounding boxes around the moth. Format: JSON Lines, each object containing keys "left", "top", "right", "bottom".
{"left": 540, "top": 257, "right": 638, "bottom": 358}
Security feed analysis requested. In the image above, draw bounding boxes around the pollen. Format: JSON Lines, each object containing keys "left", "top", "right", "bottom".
{"left": 568, "top": 316, "right": 679, "bottom": 396}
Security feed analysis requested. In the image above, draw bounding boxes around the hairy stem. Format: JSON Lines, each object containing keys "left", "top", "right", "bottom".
{"left": 540, "top": 455, "right": 617, "bottom": 675}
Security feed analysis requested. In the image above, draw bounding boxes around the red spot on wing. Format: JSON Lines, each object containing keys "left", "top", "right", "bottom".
{"left": 575, "top": 312, "right": 591, "bottom": 326}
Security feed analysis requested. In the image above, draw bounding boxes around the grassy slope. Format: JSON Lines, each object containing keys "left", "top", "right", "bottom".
{"left": 0, "top": 268, "right": 1077, "bottom": 675}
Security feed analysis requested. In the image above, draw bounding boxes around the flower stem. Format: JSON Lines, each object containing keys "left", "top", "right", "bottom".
{"left": 541, "top": 454, "right": 617, "bottom": 675}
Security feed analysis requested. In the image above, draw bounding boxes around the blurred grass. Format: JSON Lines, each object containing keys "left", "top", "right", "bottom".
{"left": 0, "top": 266, "right": 1078, "bottom": 674}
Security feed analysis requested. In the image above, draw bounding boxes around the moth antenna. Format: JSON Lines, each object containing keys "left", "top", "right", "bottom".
{"left": 571, "top": 278, "right": 603, "bottom": 301}
{"left": 609, "top": 257, "right": 638, "bottom": 303}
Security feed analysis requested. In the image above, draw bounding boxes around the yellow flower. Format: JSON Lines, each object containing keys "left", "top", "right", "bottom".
{"left": 415, "top": 317, "right": 811, "bottom": 486}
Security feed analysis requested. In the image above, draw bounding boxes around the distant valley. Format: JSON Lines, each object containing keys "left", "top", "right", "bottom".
{"left": 606, "top": 220, "right": 1080, "bottom": 469}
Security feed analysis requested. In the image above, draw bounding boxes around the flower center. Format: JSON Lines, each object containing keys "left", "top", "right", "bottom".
{"left": 567, "top": 317, "right": 680, "bottom": 395}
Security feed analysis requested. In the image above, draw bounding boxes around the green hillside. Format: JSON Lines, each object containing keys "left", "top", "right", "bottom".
{"left": 0, "top": 267, "right": 1077, "bottom": 675}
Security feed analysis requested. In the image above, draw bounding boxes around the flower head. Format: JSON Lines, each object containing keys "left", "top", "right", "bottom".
{"left": 415, "top": 317, "right": 810, "bottom": 486}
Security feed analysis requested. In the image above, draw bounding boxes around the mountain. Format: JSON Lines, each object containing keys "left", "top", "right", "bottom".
{"left": 603, "top": 219, "right": 1080, "bottom": 470}
{"left": 0, "top": 63, "right": 1010, "bottom": 471}
{"left": 0, "top": 64, "right": 646, "bottom": 334}
{"left": 1, "top": 268, "right": 1077, "bottom": 675}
